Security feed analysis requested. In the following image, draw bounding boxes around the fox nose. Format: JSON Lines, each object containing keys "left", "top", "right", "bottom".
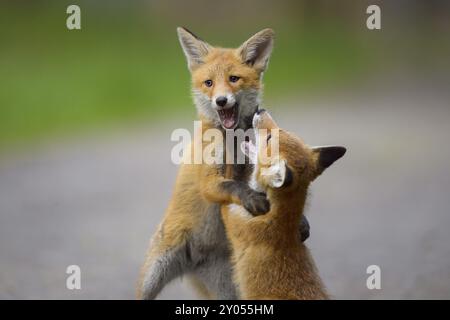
{"left": 215, "top": 96, "right": 228, "bottom": 107}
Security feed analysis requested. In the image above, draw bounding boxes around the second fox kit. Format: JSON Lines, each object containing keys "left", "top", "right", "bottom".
{"left": 137, "top": 28, "right": 309, "bottom": 299}
{"left": 222, "top": 110, "right": 346, "bottom": 299}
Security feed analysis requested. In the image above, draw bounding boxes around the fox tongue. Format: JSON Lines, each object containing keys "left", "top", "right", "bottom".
{"left": 219, "top": 107, "right": 236, "bottom": 129}
{"left": 223, "top": 117, "right": 235, "bottom": 129}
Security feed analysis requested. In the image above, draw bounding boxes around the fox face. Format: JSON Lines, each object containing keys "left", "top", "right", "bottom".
{"left": 177, "top": 27, "right": 274, "bottom": 130}
{"left": 242, "top": 110, "right": 346, "bottom": 192}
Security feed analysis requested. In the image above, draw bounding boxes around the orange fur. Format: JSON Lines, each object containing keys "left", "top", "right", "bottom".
{"left": 192, "top": 48, "right": 261, "bottom": 98}
{"left": 137, "top": 29, "right": 274, "bottom": 299}
{"left": 137, "top": 121, "right": 238, "bottom": 298}
{"left": 221, "top": 111, "right": 345, "bottom": 300}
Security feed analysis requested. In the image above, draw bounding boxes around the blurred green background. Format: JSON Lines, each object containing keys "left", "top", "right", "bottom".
{"left": 1, "top": 0, "right": 450, "bottom": 300}
{"left": 0, "top": 0, "right": 448, "bottom": 150}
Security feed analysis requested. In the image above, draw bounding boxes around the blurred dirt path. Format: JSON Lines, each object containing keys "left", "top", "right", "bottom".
{"left": 1, "top": 84, "right": 450, "bottom": 299}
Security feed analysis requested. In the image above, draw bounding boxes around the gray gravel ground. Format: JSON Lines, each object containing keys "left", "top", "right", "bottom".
{"left": 1, "top": 83, "right": 450, "bottom": 299}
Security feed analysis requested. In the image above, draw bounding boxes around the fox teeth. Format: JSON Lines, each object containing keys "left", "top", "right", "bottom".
{"left": 220, "top": 108, "right": 234, "bottom": 117}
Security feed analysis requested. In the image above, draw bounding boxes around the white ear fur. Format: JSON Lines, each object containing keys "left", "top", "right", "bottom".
{"left": 261, "top": 159, "right": 286, "bottom": 188}
{"left": 177, "top": 27, "right": 211, "bottom": 70}
{"left": 238, "top": 28, "right": 274, "bottom": 72}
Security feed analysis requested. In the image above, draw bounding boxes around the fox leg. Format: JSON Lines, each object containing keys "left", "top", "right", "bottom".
{"left": 139, "top": 252, "right": 181, "bottom": 299}
{"left": 187, "top": 276, "right": 215, "bottom": 299}
{"left": 137, "top": 222, "right": 189, "bottom": 300}
{"left": 187, "top": 261, "right": 237, "bottom": 300}
{"left": 200, "top": 165, "right": 270, "bottom": 215}
{"left": 191, "top": 254, "right": 238, "bottom": 300}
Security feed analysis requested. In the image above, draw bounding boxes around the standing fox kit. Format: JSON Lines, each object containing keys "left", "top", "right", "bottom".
{"left": 137, "top": 28, "right": 309, "bottom": 299}
{"left": 222, "top": 110, "right": 346, "bottom": 299}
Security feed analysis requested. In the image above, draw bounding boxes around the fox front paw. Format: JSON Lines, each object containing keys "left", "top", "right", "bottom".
{"left": 241, "top": 191, "right": 270, "bottom": 215}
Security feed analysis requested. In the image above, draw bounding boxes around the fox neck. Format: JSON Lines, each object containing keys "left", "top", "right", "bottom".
{"left": 266, "top": 187, "right": 309, "bottom": 240}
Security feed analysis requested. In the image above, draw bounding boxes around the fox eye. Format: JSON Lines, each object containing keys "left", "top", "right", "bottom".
{"left": 204, "top": 80, "right": 213, "bottom": 87}
{"left": 229, "top": 76, "right": 240, "bottom": 83}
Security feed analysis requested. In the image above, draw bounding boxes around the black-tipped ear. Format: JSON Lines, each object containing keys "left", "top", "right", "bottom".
{"left": 313, "top": 146, "right": 346, "bottom": 171}
{"left": 177, "top": 27, "right": 211, "bottom": 70}
{"left": 238, "top": 28, "right": 274, "bottom": 72}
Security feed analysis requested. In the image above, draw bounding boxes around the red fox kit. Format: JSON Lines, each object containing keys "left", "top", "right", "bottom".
{"left": 137, "top": 28, "right": 309, "bottom": 299}
{"left": 221, "top": 110, "right": 346, "bottom": 299}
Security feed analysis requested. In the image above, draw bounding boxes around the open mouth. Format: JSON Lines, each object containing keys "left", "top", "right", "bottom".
{"left": 217, "top": 103, "right": 239, "bottom": 129}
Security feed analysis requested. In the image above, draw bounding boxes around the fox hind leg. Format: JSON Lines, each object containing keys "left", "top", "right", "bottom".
{"left": 137, "top": 222, "right": 190, "bottom": 300}
{"left": 138, "top": 242, "right": 191, "bottom": 300}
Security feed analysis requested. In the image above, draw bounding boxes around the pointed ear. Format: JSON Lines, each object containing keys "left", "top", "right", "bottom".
{"left": 261, "top": 159, "right": 293, "bottom": 188}
{"left": 177, "top": 27, "right": 211, "bottom": 70}
{"left": 312, "top": 146, "right": 346, "bottom": 176}
{"left": 238, "top": 28, "right": 274, "bottom": 73}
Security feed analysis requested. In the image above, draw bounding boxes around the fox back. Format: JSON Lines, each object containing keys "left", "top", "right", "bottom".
{"left": 221, "top": 110, "right": 346, "bottom": 299}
